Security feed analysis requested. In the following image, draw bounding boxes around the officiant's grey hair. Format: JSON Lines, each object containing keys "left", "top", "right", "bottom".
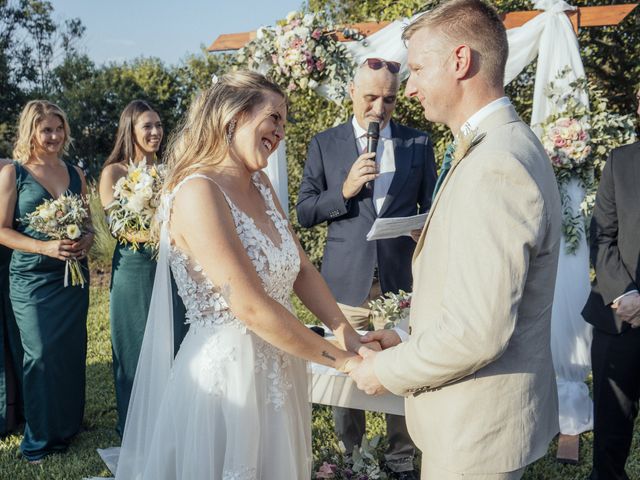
{"left": 402, "top": 0, "right": 508, "bottom": 87}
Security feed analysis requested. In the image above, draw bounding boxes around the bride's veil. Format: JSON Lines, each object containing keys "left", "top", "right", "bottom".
{"left": 115, "top": 193, "right": 175, "bottom": 479}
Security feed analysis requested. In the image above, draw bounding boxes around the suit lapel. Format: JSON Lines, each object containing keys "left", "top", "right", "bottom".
{"left": 378, "top": 122, "right": 412, "bottom": 217}
{"left": 412, "top": 147, "right": 463, "bottom": 261}
{"left": 413, "top": 105, "right": 521, "bottom": 260}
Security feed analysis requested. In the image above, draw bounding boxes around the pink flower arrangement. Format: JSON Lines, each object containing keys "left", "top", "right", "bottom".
{"left": 542, "top": 116, "right": 592, "bottom": 171}
{"left": 237, "top": 10, "right": 353, "bottom": 100}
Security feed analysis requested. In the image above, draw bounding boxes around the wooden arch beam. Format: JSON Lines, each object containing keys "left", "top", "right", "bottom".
{"left": 207, "top": 3, "right": 637, "bottom": 52}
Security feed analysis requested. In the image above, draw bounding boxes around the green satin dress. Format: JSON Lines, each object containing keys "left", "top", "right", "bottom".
{"left": 0, "top": 244, "right": 23, "bottom": 436}
{"left": 110, "top": 241, "right": 187, "bottom": 437}
{"left": 10, "top": 161, "right": 89, "bottom": 460}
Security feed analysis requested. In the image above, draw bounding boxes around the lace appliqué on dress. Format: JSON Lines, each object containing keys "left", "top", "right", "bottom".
{"left": 169, "top": 246, "right": 243, "bottom": 330}
{"left": 255, "top": 340, "right": 292, "bottom": 410}
{"left": 199, "top": 335, "right": 237, "bottom": 396}
{"left": 222, "top": 466, "right": 257, "bottom": 480}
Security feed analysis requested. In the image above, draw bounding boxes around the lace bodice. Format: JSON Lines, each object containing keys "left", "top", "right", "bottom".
{"left": 167, "top": 173, "right": 300, "bottom": 328}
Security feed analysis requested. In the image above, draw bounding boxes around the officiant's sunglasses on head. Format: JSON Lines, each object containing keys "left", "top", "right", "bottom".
{"left": 363, "top": 58, "right": 401, "bottom": 74}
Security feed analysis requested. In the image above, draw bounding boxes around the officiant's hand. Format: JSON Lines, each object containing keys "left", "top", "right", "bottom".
{"left": 612, "top": 292, "right": 640, "bottom": 324}
{"left": 360, "top": 329, "right": 401, "bottom": 350}
{"left": 342, "top": 152, "right": 378, "bottom": 200}
{"left": 410, "top": 229, "right": 422, "bottom": 243}
{"left": 350, "top": 349, "right": 388, "bottom": 396}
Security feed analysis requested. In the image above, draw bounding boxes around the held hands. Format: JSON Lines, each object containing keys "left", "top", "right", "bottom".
{"left": 347, "top": 329, "right": 401, "bottom": 396}
{"left": 72, "top": 232, "right": 95, "bottom": 260}
{"left": 349, "top": 349, "right": 388, "bottom": 396}
{"left": 342, "top": 152, "right": 378, "bottom": 200}
{"left": 360, "top": 329, "right": 402, "bottom": 350}
{"left": 612, "top": 292, "right": 640, "bottom": 328}
{"left": 40, "top": 232, "right": 94, "bottom": 261}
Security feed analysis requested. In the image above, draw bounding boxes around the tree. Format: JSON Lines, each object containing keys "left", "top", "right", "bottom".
{"left": 0, "top": 0, "right": 84, "bottom": 157}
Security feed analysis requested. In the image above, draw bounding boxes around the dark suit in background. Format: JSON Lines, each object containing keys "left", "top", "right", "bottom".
{"left": 582, "top": 141, "right": 640, "bottom": 480}
{"left": 297, "top": 118, "right": 436, "bottom": 473}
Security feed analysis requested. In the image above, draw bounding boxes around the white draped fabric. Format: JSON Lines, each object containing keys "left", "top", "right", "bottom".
{"left": 264, "top": 140, "right": 289, "bottom": 216}
{"left": 314, "top": 0, "right": 593, "bottom": 435}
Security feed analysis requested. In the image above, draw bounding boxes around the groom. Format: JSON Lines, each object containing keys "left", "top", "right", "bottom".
{"left": 350, "top": 0, "right": 561, "bottom": 478}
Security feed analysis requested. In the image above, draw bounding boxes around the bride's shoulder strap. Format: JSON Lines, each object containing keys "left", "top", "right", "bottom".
{"left": 157, "top": 174, "right": 219, "bottom": 224}
{"left": 169, "top": 173, "right": 218, "bottom": 199}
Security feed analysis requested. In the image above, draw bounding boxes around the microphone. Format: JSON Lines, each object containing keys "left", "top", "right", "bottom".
{"left": 365, "top": 121, "right": 380, "bottom": 189}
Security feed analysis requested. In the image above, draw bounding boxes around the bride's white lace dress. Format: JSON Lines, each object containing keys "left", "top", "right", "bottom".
{"left": 116, "top": 173, "right": 312, "bottom": 479}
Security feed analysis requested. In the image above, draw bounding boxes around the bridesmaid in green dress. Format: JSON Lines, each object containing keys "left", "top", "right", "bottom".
{"left": 0, "top": 101, "right": 93, "bottom": 461}
{"left": 0, "top": 159, "right": 23, "bottom": 437}
{"left": 99, "top": 100, "right": 187, "bottom": 437}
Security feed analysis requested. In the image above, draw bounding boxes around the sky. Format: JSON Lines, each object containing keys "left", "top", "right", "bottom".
{"left": 50, "top": 0, "right": 304, "bottom": 66}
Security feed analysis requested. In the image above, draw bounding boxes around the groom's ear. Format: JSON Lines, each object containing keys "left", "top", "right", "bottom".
{"left": 452, "top": 44, "right": 473, "bottom": 79}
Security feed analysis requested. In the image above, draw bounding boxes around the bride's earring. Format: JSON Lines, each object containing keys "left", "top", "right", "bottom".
{"left": 226, "top": 119, "right": 237, "bottom": 145}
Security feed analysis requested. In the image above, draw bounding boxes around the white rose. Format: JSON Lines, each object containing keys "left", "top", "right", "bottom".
{"left": 127, "top": 193, "right": 146, "bottom": 213}
{"left": 39, "top": 205, "right": 56, "bottom": 221}
{"left": 135, "top": 173, "right": 154, "bottom": 190}
{"left": 66, "top": 224, "right": 81, "bottom": 240}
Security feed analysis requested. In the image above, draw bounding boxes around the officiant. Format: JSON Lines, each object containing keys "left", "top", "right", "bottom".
{"left": 296, "top": 58, "right": 436, "bottom": 478}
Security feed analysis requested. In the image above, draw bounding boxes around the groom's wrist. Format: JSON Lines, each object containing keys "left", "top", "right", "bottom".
{"left": 392, "top": 327, "right": 409, "bottom": 343}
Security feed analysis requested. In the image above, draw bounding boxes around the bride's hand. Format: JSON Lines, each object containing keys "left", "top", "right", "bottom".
{"left": 336, "top": 354, "right": 362, "bottom": 374}
{"left": 359, "top": 340, "right": 382, "bottom": 353}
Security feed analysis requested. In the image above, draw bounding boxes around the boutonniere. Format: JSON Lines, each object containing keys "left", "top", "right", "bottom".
{"left": 451, "top": 129, "right": 486, "bottom": 167}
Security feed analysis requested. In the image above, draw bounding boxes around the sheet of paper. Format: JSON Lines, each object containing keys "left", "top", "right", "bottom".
{"left": 366, "top": 212, "right": 428, "bottom": 241}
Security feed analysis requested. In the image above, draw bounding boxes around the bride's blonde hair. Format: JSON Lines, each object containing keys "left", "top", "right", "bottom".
{"left": 13, "top": 100, "right": 73, "bottom": 164}
{"left": 163, "top": 70, "right": 285, "bottom": 192}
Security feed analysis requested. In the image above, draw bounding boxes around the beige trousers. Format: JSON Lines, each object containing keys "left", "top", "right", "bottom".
{"left": 336, "top": 278, "right": 387, "bottom": 331}
{"left": 421, "top": 462, "right": 525, "bottom": 480}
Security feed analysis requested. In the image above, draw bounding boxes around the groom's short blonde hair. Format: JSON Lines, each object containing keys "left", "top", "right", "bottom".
{"left": 402, "top": 0, "right": 508, "bottom": 88}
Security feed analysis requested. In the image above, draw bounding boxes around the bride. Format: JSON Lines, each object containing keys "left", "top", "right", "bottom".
{"left": 114, "top": 71, "right": 369, "bottom": 479}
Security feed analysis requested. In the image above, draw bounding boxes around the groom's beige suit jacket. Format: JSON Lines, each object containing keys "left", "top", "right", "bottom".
{"left": 374, "top": 104, "right": 561, "bottom": 475}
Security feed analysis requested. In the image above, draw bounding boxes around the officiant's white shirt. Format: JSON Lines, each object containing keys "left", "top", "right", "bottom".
{"left": 352, "top": 117, "right": 394, "bottom": 214}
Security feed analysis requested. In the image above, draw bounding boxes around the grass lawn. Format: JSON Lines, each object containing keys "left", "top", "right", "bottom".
{"left": 1, "top": 282, "right": 639, "bottom": 479}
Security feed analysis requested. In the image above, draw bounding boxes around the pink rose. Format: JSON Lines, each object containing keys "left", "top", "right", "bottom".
{"left": 316, "top": 59, "right": 325, "bottom": 71}
{"left": 311, "top": 28, "right": 322, "bottom": 40}
{"left": 315, "top": 462, "right": 337, "bottom": 479}
{"left": 554, "top": 137, "right": 566, "bottom": 148}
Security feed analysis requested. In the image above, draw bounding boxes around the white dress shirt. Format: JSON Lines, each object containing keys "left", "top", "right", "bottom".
{"left": 352, "top": 117, "right": 394, "bottom": 214}
{"left": 460, "top": 96, "right": 512, "bottom": 135}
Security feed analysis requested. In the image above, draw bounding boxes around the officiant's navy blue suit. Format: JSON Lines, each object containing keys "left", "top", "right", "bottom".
{"left": 296, "top": 119, "right": 436, "bottom": 306}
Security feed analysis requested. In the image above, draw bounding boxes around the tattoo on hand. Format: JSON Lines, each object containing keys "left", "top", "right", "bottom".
{"left": 322, "top": 351, "right": 336, "bottom": 362}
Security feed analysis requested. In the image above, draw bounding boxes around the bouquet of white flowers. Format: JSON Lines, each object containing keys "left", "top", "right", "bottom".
{"left": 23, "top": 193, "right": 89, "bottom": 287}
{"left": 105, "top": 159, "right": 165, "bottom": 252}
{"left": 368, "top": 290, "right": 412, "bottom": 329}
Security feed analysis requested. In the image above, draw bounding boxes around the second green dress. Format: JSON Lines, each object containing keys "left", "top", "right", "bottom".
{"left": 110, "top": 241, "right": 187, "bottom": 437}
